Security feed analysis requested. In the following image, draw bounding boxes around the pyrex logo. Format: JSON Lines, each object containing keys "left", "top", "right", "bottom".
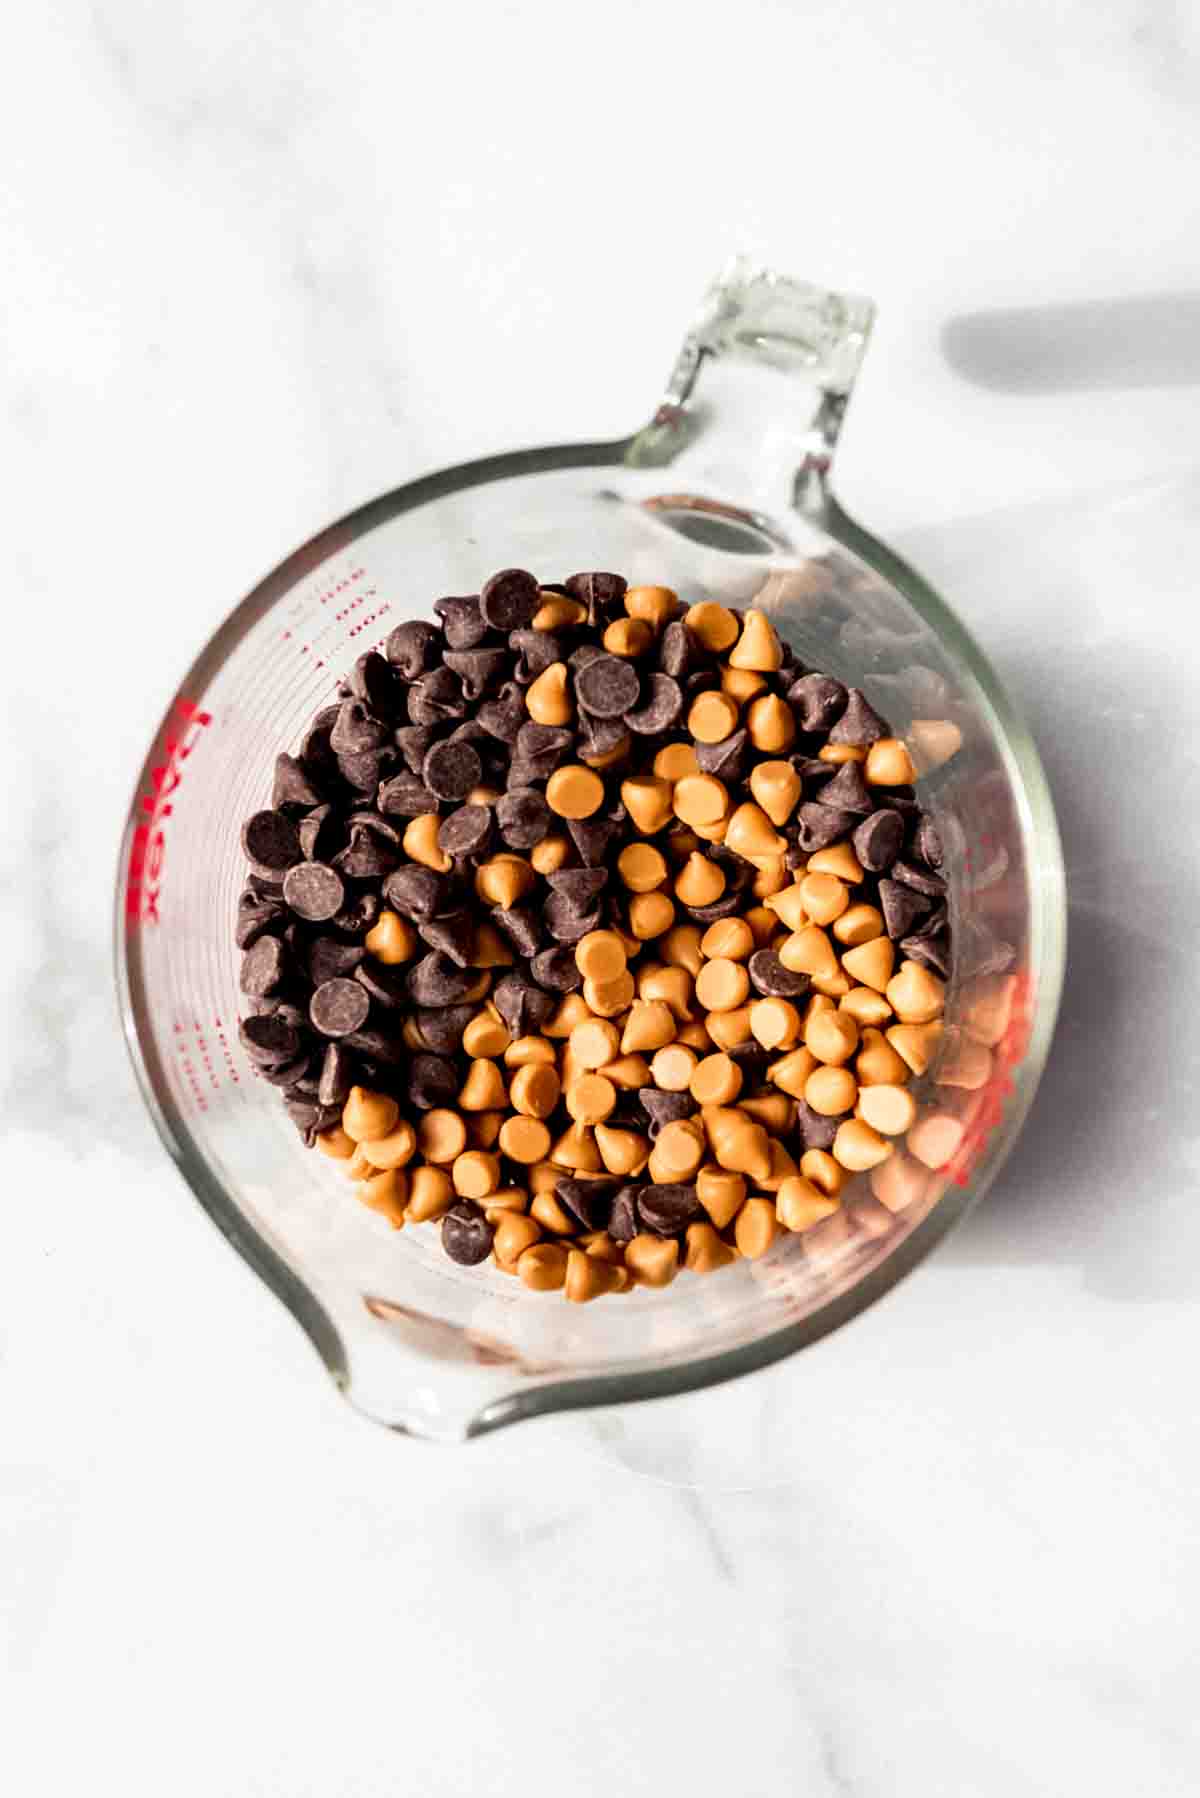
{"left": 125, "top": 698, "right": 211, "bottom": 926}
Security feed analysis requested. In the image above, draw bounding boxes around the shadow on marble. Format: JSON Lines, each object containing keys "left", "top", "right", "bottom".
{"left": 942, "top": 292, "right": 1200, "bottom": 392}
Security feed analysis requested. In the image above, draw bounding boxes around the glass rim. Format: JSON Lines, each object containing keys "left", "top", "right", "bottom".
{"left": 114, "top": 441, "right": 1068, "bottom": 1439}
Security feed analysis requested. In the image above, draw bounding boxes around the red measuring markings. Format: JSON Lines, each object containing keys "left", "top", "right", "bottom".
{"left": 126, "top": 698, "right": 211, "bottom": 927}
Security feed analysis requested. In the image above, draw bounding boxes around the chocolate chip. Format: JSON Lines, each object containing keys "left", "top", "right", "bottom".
{"left": 306, "top": 936, "right": 365, "bottom": 985}
{"left": 408, "top": 667, "right": 466, "bottom": 726}
{"left": 492, "top": 906, "right": 542, "bottom": 958}
{"left": 496, "top": 787, "right": 551, "bottom": 850}
{"left": 336, "top": 749, "right": 388, "bottom": 792}
{"left": 385, "top": 620, "right": 441, "bottom": 679}
{"left": 900, "top": 934, "right": 949, "bottom": 978}
{"left": 416, "top": 912, "right": 477, "bottom": 967}
{"left": 493, "top": 972, "right": 555, "bottom": 1037}
{"left": 240, "top": 935, "right": 287, "bottom": 997}
{"left": 394, "top": 724, "right": 440, "bottom": 776}
{"left": 576, "top": 715, "right": 628, "bottom": 762}
{"left": 282, "top": 861, "right": 345, "bottom": 922}
{"left": 235, "top": 895, "right": 285, "bottom": 950}
{"left": 411, "top": 1004, "right": 476, "bottom": 1054}
{"left": 297, "top": 804, "right": 342, "bottom": 862}
{"left": 879, "top": 879, "right": 932, "bottom": 940}
{"left": 575, "top": 653, "right": 641, "bottom": 719}
{"left": 257, "top": 1053, "right": 313, "bottom": 1089}
{"left": 545, "top": 894, "right": 603, "bottom": 943}
{"left": 377, "top": 772, "right": 440, "bottom": 817}
{"left": 441, "top": 1201, "right": 495, "bottom": 1266}
{"left": 285, "top": 1096, "right": 343, "bottom": 1142}
{"left": 476, "top": 684, "right": 526, "bottom": 744}
{"left": 681, "top": 886, "right": 746, "bottom": 924}
{"left": 330, "top": 888, "right": 382, "bottom": 936}
{"left": 891, "top": 859, "right": 947, "bottom": 897}
{"left": 330, "top": 699, "right": 387, "bottom": 755}
{"left": 509, "top": 630, "right": 563, "bottom": 683}
{"left": 317, "top": 1041, "right": 355, "bottom": 1107}
{"left": 434, "top": 594, "right": 489, "bottom": 650}
{"left": 241, "top": 810, "right": 302, "bottom": 877}
{"left": 638, "top": 1183, "right": 701, "bottom": 1236}
{"left": 793, "top": 802, "right": 856, "bottom": 853}
{"left": 299, "top": 706, "right": 341, "bottom": 781}
{"left": 546, "top": 868, "right": 608, "bottom": 909}
{"left": 438, "top": 805, "right": 493, "bottom": 859}
{"left": 348, "top": 650, "right": 402, "bottom": 718}
{"left": 354, "top": 958, "right": 410, "bottom": 1007}
{"left": 608, "top": 1186, "right": 641, "bottom": 1243}
{"left": 624, "top": 673, "right": 683, "bottom": 734}
{"left": 791, "top": 756, "right": 837, "bottom": 786}
{"left": 239, "top": 1013, "right": 304, "bottom": 1066}
{"left": 479, "top": 568, "right": 540, "bottom": 632}
{"left": 418, "top": 738, "right": 479, "bottom": 803}
{"left": 637, "top": 1089, "right": 697, "bottom": 1137}
{"left": 529, "top": 944, "right": 582, "bottom": 991}
{"left": 333, "top": 824, "right": 399, "bottom": 880}
{"left": 695, "top": 729, "right": 750, "bottom": 783}
{"left": 342, "top": 1025, "right": 406, "bottom": 1066}
{"left": 909, "top": 902, "right": 948, "bottom": 941}
{"left": 748, "top": 950, "right": 811, "bottom": 999}
{"left": 382, "top": 865, "right": 448, "bottom": 920}
{"left": 567, "top": 817, "right": 621, "bottom": 866}
{"left": 815, "top": 759, "right": 874, "bottom": 815}
{"left": 555, "top": 1176, "right": 619, "bottom": 1230}
{"left": 787, "top": 673, "right": 847, "bottom": 733}
{"left": 309, "top": 977, "right": 371, "bottom": 1037}
{"left": 564, "top": 570, "right": 627, "bottom": 627}
{"left": 407, "top": 953, "right": 478, "bottom": 1007}
{"left": 568, "top": 642, "right": 605, "bottom": 676}
{"left": 828, "top": 687, "right": 889, "bottom": 746}
{"left": 272, "top": 754, "right": 324, "bottom": 811}
{"left": 443, "top": 648, "right": 509, "bottom": 699}
{"left": 852, "top": 808, "right": 904, "bottom": 873}
{"left": 658, "top": 620, "right": 697, "bottom": 679}
{"left": 409, "top": 1054, "right": 460, "bottom": 1110}
{"left": 795, "top": 1100, "right": 841, "bottom": 1151}
{"left": 914, "top": 816, "right": 943, "bottom": 867}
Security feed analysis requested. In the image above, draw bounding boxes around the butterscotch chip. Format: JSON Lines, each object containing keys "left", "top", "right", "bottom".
{"left": 738, "top": 1092, "right": 794, "bottom": 1134}
{"left": 842, "top": 936, "right": 896, "bottom": 993}
{"left": 694, "top": 958, "right": 750, "bottom": 1013}
{"left": 583, "top": 970, "right": 635, "bottom": 1016}
{"left": 768, "top": 1046, "right": 818, "bottom": 1097}
{"left": 779, "top": 925, "right": 839, "bottom": 980}
{"left": 342, "top": 1086, "right": 399, "bottom": 1143}
{"left": 885, "top": 1022, "right": 941, "bottom": 1076}
{"left": 746, "top": 693, "right": 795, "bottom": 752}
{"left": 475, "top": 854, "right": 536, "bottom": 908}
{"left": 653, "top": 742, "right": 699, "bottom": 782}
{"left": 569, "top": 1018, "right": 621, "bottom": 1070}
{"left": 856, "top": 1083, "right": 917, "bottom": 1136}
{"left": 727, "top": 608, "right": 782, "bottom": 671}
{"left": 688, "top": 691, "right": 740, "bottom": 744}
{"left": 459, "top": 1058, "right": 508, "bottom": 1110}
{"left": 799, "top": 873, "right": 850, "bottom": 926}
{"left": 546, "top": 765, "right": 605, "bottom": 819}
{"left": 651, "top": 1119, "right": 706, "bottom": 1179}
{"left": 700, "top": 917, "right": 755, "bottom": 961}
{"left": 840, "top": 986, "right": 893, "bottom": 1027}
{"left": 743, "top": 905, "right": 779, "bottom": 947}
{"left": 509, "top": 1062, "right": 561, "bottom": 1118}
{"left": 316, "top": 1125, "right": 356, "bottom": 1159}
{"left": 621, "top": 775, "right": 674, "bottom": 833}
{"left": 462, "top": 1012, "right": 511, "bottom": 1058}
{"left": 530, "top": 836, "right": 571, "bottom": 875}
{"left": 776, "top": 1176, "right": 839, "bottom": 1232}
{"left": 672, "top": 774, "right": 729, "bottom": 829}
{"left": 808, "top": 842, "right": 865, "bottom": 885}
{"left": 604, "top": 617, "right": 655, "bottom": 657}
{"left": 575, "top": 929, "right": 627, "bottom": 983}
{"left": 624, "top": 584, "right": 680, "bottom": 628}
{"left": 531, "top": 1192, "right": 579, "bottom": 1235}
{"left": 357, "top": 1170, "right": 407, "bottom": 1226}
{"left": 832, "top": 1118, "right": 893, "bottom": 1172}
{"left": 599, "top": 1053, "right": 653, "bottom": 1089}
{"left": 696, "top": 1164, "right": 747, "bottom": 1229}
{"left": 704, "top": 1004, "right": 753, "bottom": 1050}
{"left": 684, "top": 600, "right": 740, "bottom": 651}
{"left": 765, "top": 882, "right": 809, "bottom": 931}
{"left": 525, "top": 662, "right": 572, "bottom": 725}
{"left": 565, "top": 1247, "right": 625, "bottom": 1302}
{"left": 417, "top": 1108, "right": 468, "bottom": 1164}
{"left": 724, "top": 802, "right": 785, "bottom": 861}
{"left": 749, "top": 997, "right": 801, "bottom": 1050}
{"left": 566, "top": 1073, "right": 617, "bottom": 1125}
{"left": 805, "top": 1065, "right": 858, "bottom": 1116}
{"left": 532, "top": 596, "right": 587, "bottom": 629}
{"left": 800, "top": 1148, "right": 844, "bottom": 1197}
{"left": 735, "top": 1197, "right": 779, "bottom": 1259}
{"left": 721, "top": 665, "right": 766, "bottom": 703}
{"left": 689, "top": 1052, "right": 743, "bottom": 1106}
{"left": 452, "top": 1150, "right": 501, "bottom": 1200}
{"left": 614, "top": 892, "right": 662, "bottom": 945}
{"left": 864, "top": 738, "right": 917, "bottom": 786}
{"left": 618, "top": 842, "right": 669, "bottom": 892}
{"left": 675, "top": 853, "right": 726, "bottom": 907}
{"left": 467, "top": 1110, "right": 504, "bottom": 1149}
{"left": 805, "top": 1009, "right": 859, "bottom": 1066}
{"left": 660, "top": 924, "right": 704, "bottom": 975}
{"left": 364, "top": 910, "right": 417, "bottom": 964}
{"left": 886, "top": 961, "right": 945, "bottom": 1023}
{"left": 684, "top": 1221, "right": 737, "bottom": 1272}
{"left": 747, "top": 760, "right": 801, "bottom": 827}
{"left": 833, "top": 903, "right": 885, "bottom": 946}
{"left": 620, "top": 1000, "right": 676, "bottom": 1054}
{"left": 406, "top": 1166, "right": 455, "bottom": 1222}
{"left": 593, "top": 1122, "right": 650, "bottom": 1176}
{"left": 504, "top": 1034, "right": 557, "bottom": 1068}
{"left": 498, "top": 1115, "right": 553, "bottom": 1164}
{"left": 637, "top": 963, "right": 695, "bottom": 1020}
{"left": 518, "top": 1243, "right": 569, "bottom": 1290}
{"left": 650, "top": 1043, "right": 699, "bottom": 1091}
{"left": 493, "top": 1213, "right": 542, "bottom": 1264}
{"left": 906, "top": 1112, "right": 964, "bottom": 1170}
{"left": 624, "top": 1234, "right": 679, "bottom": 1287}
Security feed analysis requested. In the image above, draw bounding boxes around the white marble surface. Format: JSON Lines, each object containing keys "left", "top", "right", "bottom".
{"left": 5, "top": 3, "right": 1200, "bottom": 1792}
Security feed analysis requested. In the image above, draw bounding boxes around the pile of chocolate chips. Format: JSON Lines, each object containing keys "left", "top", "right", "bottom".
{"left": 236, "top": 568, "right": 951, "bottom": 1286}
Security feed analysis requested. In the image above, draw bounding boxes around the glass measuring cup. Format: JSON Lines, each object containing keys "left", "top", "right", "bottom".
{"left": 115, "top": 259, "right": 1066, "bottom": 1442}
